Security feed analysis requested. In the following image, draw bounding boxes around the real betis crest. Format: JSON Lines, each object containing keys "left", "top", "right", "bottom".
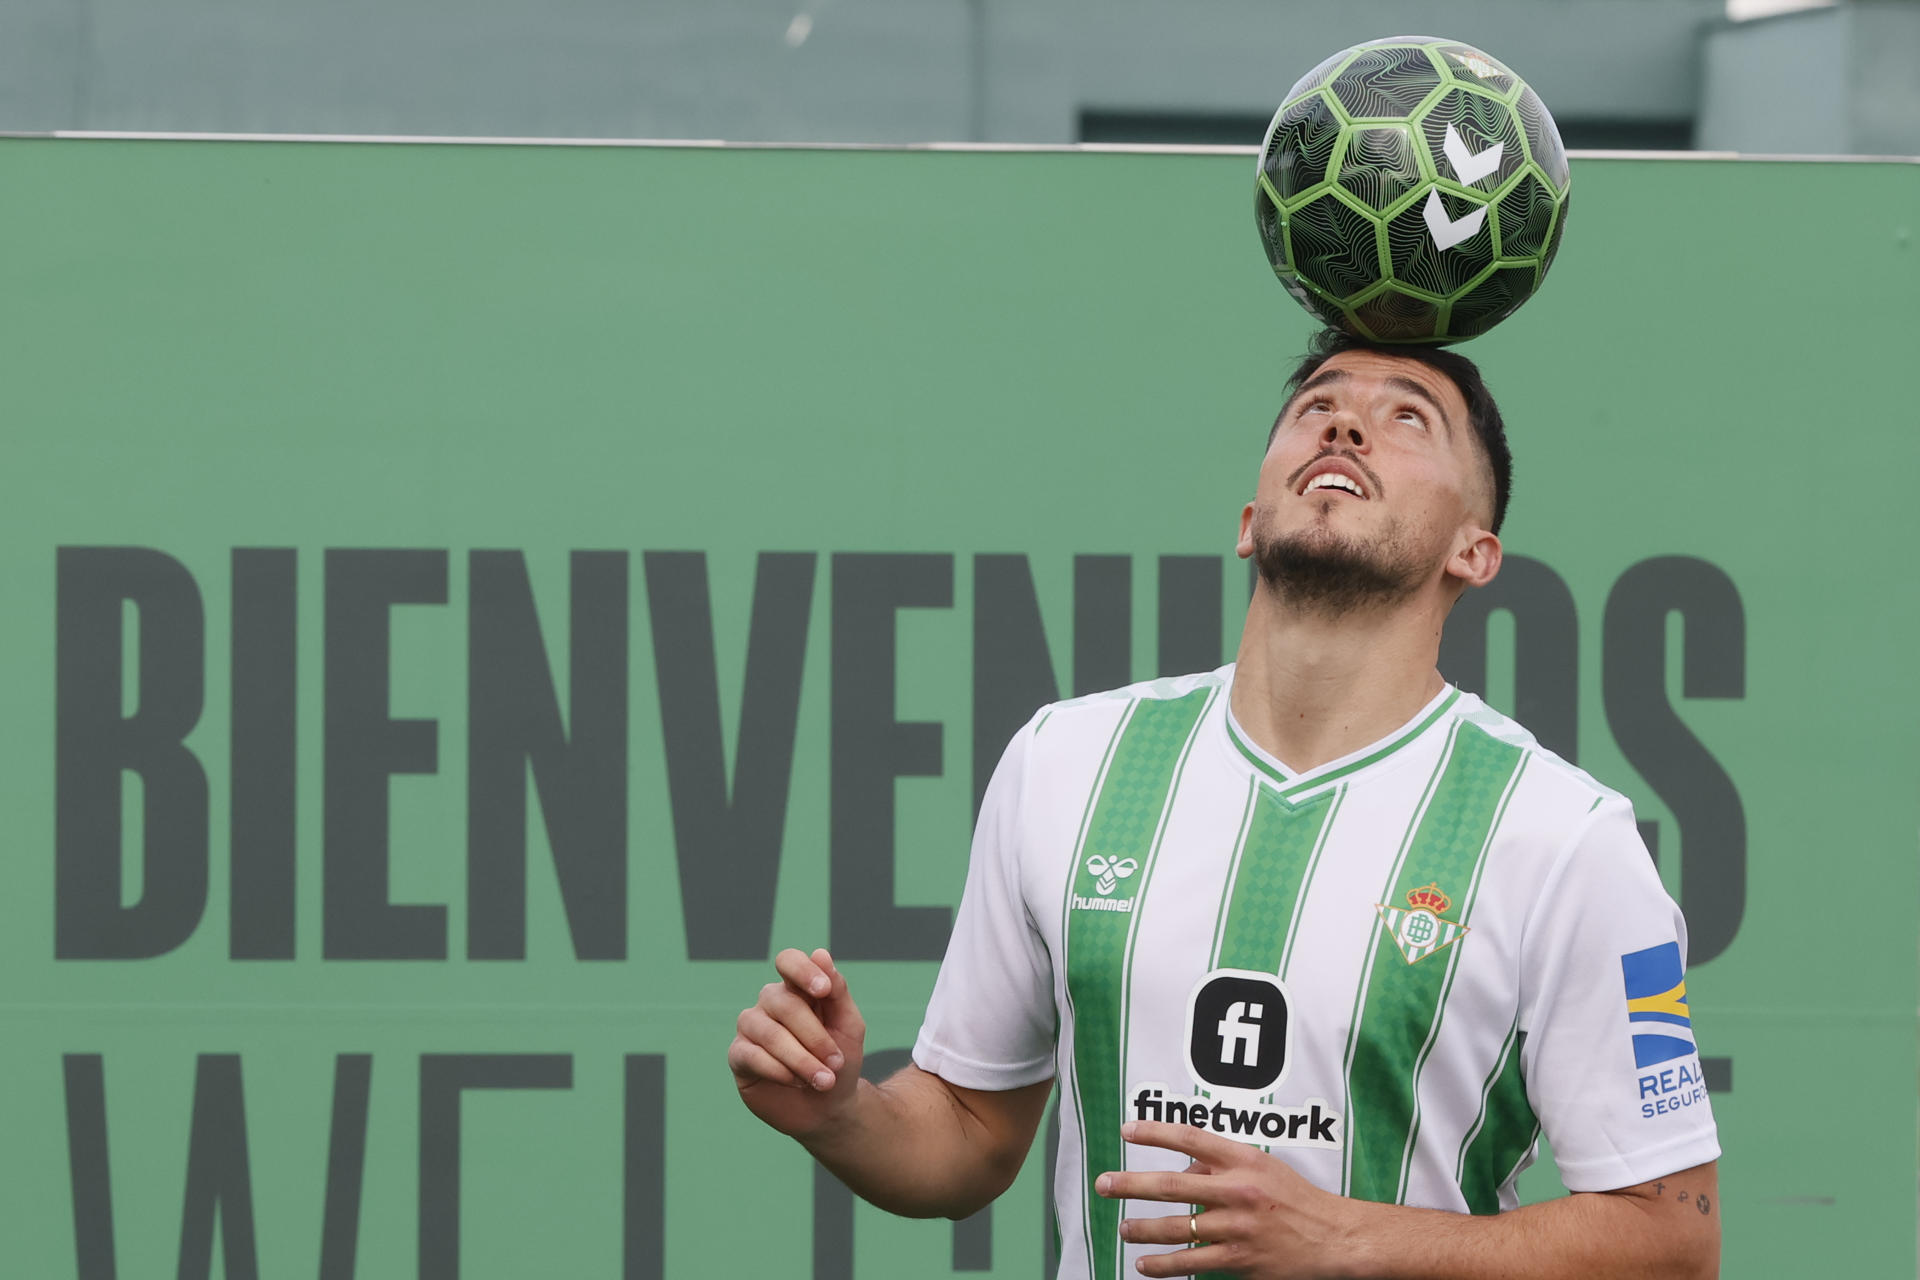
{"left": 1375, "top": 882, "right": 1469, "bottom": 965}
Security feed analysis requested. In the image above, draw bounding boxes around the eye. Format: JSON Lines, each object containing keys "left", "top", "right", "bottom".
{"left": 1302, "top": 399, "right": 1332, "bottom": 415}
{"left": 1394, "top": 405, "right": 1430, "bottom": 429}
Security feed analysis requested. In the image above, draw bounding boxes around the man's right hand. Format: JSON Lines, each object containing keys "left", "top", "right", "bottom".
{"left": 728, "top": 947, "right": 868, "bottom": 1139}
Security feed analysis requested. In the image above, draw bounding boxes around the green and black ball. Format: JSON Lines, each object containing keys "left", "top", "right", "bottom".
{"left": 1256, "top": 37, "right": 1571, "bottom": 344}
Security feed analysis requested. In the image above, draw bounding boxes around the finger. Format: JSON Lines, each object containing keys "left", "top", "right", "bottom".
{"left": 812, "top": 949, "right": 858, "bottom": 1008}
{"left": 1136, "top": 1243, "right": 1240, "bottom": 1278}
{"left": 1094, "top": 1169, "right": 1215, "bottom": 1206}
{"left": 738, "top": 1007, "right": 838, "bottom": 1090}
{"left": 1122, "top": 1120, "right": 1252, "bottom": 1169}
{"left": 809, "top": 963, "right": 867, "bottom": 1043}
{"left": 775, "top": 947, "right": 832, "bottom": 998}
{"left": 812, "top": 948, "right": 840, "bottom": 982}
{"left": 728, "top": 1038, "right": 803, "bottom": 1088}
{"left": 1118, "top": 1209, "right": 1233, "bottom": 1247}
{"left": 760, "top": 985, "right": 846, "bottom": 1069}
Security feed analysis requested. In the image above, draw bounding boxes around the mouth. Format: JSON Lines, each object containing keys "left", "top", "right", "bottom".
{"left": 1296, "top": 460, "right": 1370, "bottom": 500}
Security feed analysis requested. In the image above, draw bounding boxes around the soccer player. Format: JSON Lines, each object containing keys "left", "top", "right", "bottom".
{"left": 728, "top": 328, "right": 1721, "bottom": 1279}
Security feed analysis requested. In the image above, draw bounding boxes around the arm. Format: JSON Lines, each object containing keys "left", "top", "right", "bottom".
{"left": 729, "top": 946, "right": 1053, "bottom": 1219}
{"left": 1100, "top": 1122, "right": 1718, "bottom": 1279}
{"left": 1342, "top": 1161, "right": 1718, "bottom": 1279}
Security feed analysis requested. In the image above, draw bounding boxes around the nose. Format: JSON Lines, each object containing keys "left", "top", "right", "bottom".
{"left": 1319, "top": 414, "right": 1366, "bottom": 451}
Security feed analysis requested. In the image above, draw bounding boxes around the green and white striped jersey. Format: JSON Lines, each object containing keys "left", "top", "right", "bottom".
{"left": 913, "top": 666, "right": 1719, "bottom": 1280}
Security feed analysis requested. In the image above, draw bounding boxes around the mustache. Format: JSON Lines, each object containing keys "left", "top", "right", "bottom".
{"left": 1285, "top": 449, "right": 1385, "bottom": 498}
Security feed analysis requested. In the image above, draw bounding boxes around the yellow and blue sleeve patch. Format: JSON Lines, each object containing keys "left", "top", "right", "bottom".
{"left": 1621, "top": 941, "right": 1694, "bottom": 1068}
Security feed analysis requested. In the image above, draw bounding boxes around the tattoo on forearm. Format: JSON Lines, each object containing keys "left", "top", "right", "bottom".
{"left": 1650, "top": 1182, "right": 1712, "bottom": 1215}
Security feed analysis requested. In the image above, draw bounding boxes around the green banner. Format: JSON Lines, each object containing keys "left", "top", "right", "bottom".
{"left": 1, "top": 137, "right": 1914, "bottom": 1277}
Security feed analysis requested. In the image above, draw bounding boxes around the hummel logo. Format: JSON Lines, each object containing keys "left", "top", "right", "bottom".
{"left": 1422, "top": 190, "right": 1487, "bottom": 252}
{"left": 1424, "top": 123, "right": 1503, "bottom": 252}
{"left": 1085, "top": 855, "right": 1138, "bottom": 896}
{"left": 1443, "top": 123, "right": 1504, "bottom": 186}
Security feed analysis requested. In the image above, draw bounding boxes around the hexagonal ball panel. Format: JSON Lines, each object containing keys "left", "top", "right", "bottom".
{"left": 1385, "top": 188, "right": 1495, "bottom": 297}
{"left": 1444, "top": 264, "right": 1540, "bottom": 338}
{"left": 1256, "top": 184, "right": 1289, "bottom": 273}
{"left": 1283, "top": 274, "right": 1349, "bottom": 333}
{"left": 1515, "top": 86, "right": 1570, "bottom": 191}
{"left": 1492, "top": 169, "right": 1561, "bottom": 260}
{"left": 1328, "top": 44, "right": 1446, "bottom": 121}
{"left": 1286, "top": 191, "right": 1387, "bottom": 302}
{"left": 1538, "top": 192, "right": 1571, "bottom": 278}
{"left": 1350, "top": 287, "right": 1443, "bottom": 342}
{"left": 1417, "top": 87, "right": 1525, "bottom": 194}
{"left": 1261, "top": 93, "right": 1343, "bottom": 201}
{"left": 1335, "top": 126, "right": 1425, "bottom": 216}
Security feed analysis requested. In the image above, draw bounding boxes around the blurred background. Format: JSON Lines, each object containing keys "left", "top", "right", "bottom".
{"left": 4, "top": 0, "right": 1917, "bottom": 154}
{"left": 1, "top": 4, "right": 1914, "bottom": 1277}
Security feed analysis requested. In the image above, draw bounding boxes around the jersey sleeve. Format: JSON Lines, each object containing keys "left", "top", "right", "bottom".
{"left": 1516, "top": 795, "right": 1721, "bottom": 1192}
{"left": 912, "top": 714, "right": 1058, "bottom": 1091}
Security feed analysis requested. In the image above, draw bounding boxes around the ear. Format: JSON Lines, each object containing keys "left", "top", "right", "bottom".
{"left": 1446, "top": 529, "right": 1502, "bottom": 590}
{"left": 1235, "top": 502, "right": 1256, "bottom": 560}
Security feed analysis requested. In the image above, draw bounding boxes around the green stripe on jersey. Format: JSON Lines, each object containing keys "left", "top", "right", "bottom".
{"left": 1341, "top": 724, "right": 1525, "bottom": 1203}
{"left": 1213, "top": 784, "right": 1342, "bottom": 973}
{"left": 1062, "top": 687, "right": 1215, "bottom": 1280}
{"left": 1458, "top": 1022, "right": 1539, "bottom": 1214}
{"left": 1193, "top": 783, "right": 1343, "bottom": 1280}
{"left": 1390, "top": 754, "right": 1528, "bottom": 1203}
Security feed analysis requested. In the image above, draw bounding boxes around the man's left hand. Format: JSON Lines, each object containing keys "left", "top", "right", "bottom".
{"left": 1095, "top": 1120, "right": 1365, "bottom": 1279}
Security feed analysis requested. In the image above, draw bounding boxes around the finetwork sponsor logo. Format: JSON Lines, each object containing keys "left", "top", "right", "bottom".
{"left": 1129, "top": 1082, "right": 1341, "bottom": 1149}
{"left": 1184, "top": 970, "right": 1292, "bottom": 1093}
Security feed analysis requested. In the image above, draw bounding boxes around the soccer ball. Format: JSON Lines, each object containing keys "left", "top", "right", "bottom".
{"left": 1254, "top": 36, "right": 1571, "bottom": 344}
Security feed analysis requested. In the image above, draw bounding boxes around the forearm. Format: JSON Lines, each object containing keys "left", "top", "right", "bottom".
{"left": 1341, "top": 1181, "right": 1719, "bottom": 1280}
{"left": 799, "top": 1066, "right": 1035, "bottom": 1220}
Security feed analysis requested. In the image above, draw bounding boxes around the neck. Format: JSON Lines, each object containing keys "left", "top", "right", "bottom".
{"left": 1228, "top": 575, "right": 1451, "bottom": 775}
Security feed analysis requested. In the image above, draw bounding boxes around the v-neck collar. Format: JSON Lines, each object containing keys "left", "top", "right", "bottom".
{"left": 1221, "top": 674, "right": 1461, "bottom": 804}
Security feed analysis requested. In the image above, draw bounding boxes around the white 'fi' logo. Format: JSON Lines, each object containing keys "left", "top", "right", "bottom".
{"left": 1424, "top": 123, "right": 1504, "bottom": 252}
{"left": 1085, "top": 855, "right": 1138, "bottom": 896}
{"left": 1217, "top": 1001, "right": 1263, "bottom": 1066}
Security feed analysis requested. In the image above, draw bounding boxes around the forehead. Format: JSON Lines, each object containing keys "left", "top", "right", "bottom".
{"left": 1302, "top": 350, "right": 1468, "bottom": 423}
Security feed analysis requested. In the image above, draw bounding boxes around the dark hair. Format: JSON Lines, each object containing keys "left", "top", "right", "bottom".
{"left": 1271, "top": 329, "right": 1513, "bottom": 535}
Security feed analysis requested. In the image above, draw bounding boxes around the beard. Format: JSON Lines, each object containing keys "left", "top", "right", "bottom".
{"left": 1251, "top": 506, "right": 1432, "bottom": 616}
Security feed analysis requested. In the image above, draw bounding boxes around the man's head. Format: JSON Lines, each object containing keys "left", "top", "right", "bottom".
{"left": 1239, "top": 328, "right": 1511, "bottom": 614}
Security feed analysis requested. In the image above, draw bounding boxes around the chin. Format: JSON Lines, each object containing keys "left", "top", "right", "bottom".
{"left": 1251, "top": 516, "right": 1434, "bottom": 611}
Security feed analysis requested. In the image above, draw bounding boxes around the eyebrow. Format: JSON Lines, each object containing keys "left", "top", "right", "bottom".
{"left": 1293, "top": 368, "right": 1348, "bottom": 400}
{"left": 1277, "top": 368, "right": 1346, "bottom": 422}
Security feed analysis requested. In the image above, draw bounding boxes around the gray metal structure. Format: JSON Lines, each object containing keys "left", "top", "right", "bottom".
{"left": 1, "top": 0, "right": 1915, "bottom": 154}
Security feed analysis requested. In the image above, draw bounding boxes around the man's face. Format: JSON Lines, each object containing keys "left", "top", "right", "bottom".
{"left": 1239, "top": 349, "right": 1494, "bottom": 610}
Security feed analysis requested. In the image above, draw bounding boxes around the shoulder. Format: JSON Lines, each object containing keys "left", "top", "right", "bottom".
{"left": 1442, "top": 693, "right": 1658, "bottom": 894}
{"left": 1446, "top": 691, "right": 1632, "bottom": 822}
{"left": 1021, "top": 667, "right": 1228, "bottom": 756}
